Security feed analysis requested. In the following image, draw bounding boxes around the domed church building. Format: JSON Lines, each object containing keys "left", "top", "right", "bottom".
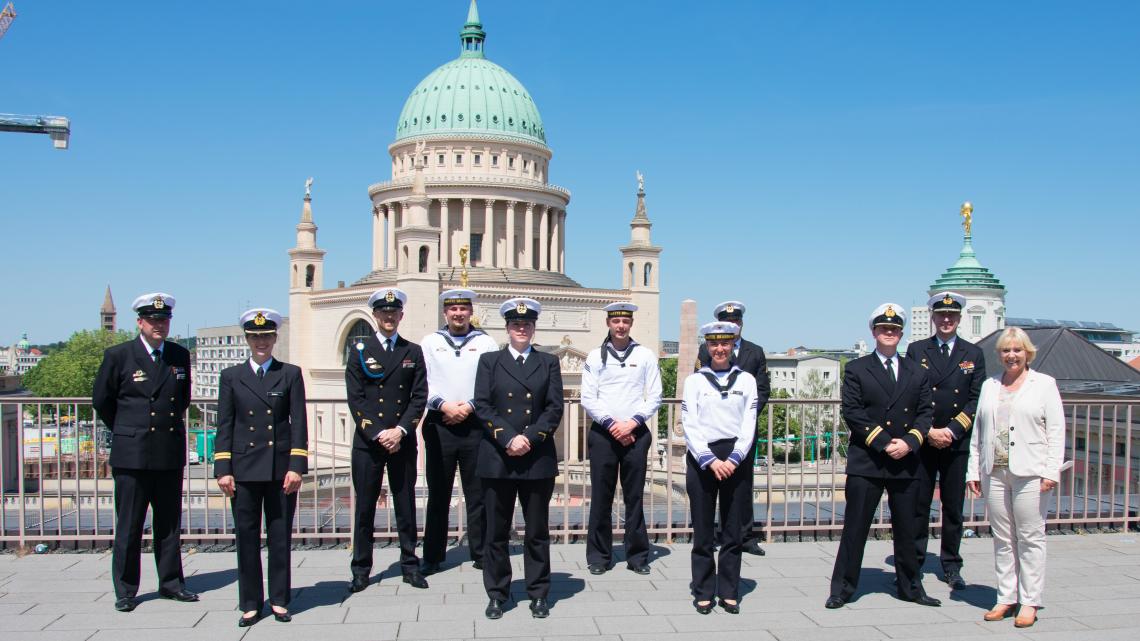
{"left": 287, "top": 1, "right": 662, "bottom": 448}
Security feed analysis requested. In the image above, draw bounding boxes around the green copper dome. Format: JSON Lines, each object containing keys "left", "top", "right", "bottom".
{"left": 394, "top": 1, "right": 547, "bottom": 147}
{"left": 929, "top": 234, "right": 1006, "bottom": 293}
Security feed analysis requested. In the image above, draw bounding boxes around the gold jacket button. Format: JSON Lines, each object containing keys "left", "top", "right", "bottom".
{"left": 886, "top": 420, "right": 891, "bottom": 426}
{"left": 933, "top": 386, "right": 938, "bottom": 391}
{"left": 525, "top": 409, "right": 531, "bottom": 414}
{"left": 954, "top": 389, "right": 960, "bottom": 393}
{"left": 170, "top": 397, "right": 175, "bottom": 402}
{"left": 267, "top": 409, "right": 272, "bottom": 414}
{"left": 507, "top": 409, "right": 512, "bottom": 413}
{"left": 268, "top": 440, "right": 274, "bottom": 445}
{"left": 250, "top": 442, "right": 255, "bottom": 447}
{"left": 249, "top": 410, "right": 254, "bottom": 416}
{"left": 169, "top": 412, "right": 175, "bottom": 417}
{"left": 150, "top": 411, "right": 156, "bottom": 416}
{"left": 953, "top": 403, "right": 958, "bottom": 408}
{"left": 526, "top": 393, "right": 532, "bottom": 399}
{"left": 268, "top": 426, "right": 273, "bottom": 430}
{"left": 150, "top": 427, "right": 155, "bottom": 431}
{"left": 169, "top": 428, "right": 174, "bottom": 432}
{"left": 249, "top": 426, "right": 255, "bottom": 431}
{"left": 379, "top": 413, "right": 384, "bottom": 418}
{"left": 397, "top": 400, "right": 402, "bottom": 404}
{"left": 508, "top": 392, "right": 513, "bottom": 398}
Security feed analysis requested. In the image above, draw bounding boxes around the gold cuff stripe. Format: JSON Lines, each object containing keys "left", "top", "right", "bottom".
{"left": 864, "top": 426, "right": 883, "bottom": 447}
{"left": 908, "top": 429, "right": 924, "bottom": 446}
{"left": 214, "top": 452, "right": 232, "bottom": 460}
{"left": 955, "top": 413, "right": 972, "bottom": 430}
{"left": 537, "top": 431, "right": 548, "bottom": 441}
{"left": 290, "top": 449, "right": 308, "bottom": 456}
{"left": 493, "top": 428, "right": 503, "bottom": 439}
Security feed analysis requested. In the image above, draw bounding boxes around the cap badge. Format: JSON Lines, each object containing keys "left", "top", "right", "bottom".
{"left": 725, "top": 305, "right": 735, "bottom": 313}
{"left": 885, "top": 306, "right": 896, "bottom": 318}
{"left": 943, "top": 295, "right": 954, "bottom": 306}
{"left": 385, "top": 291, "right": 396, "bottom": 302}
{"left": 516, "top": 302, "right": 528, "bottom": 315}
{"left": 254, "top": 312, "right": 266, "bottom": 326}
{"left": 152, "top": 297, "right": 165, "bottom": 309}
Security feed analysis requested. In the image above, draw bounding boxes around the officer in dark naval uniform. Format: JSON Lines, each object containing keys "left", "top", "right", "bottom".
{"left": 475, "top": 298, "right": 564, "bottom": 620}
{"left": 697, "top": 301, "right": 771, "bottom": 556}
{"left": 346, "top": 288, "right": 429, "bottom": 593}
{"left": 906, "top": 292, "right": 985, "bottom": 591}
{"left": 92, "top": 292, "right": 197, "bottom": 612}
{"left": 214, "top": 308, "right": 308, "bottom": 627}
{"left": 826, "top": 303, "right": 939, "bottom": 609}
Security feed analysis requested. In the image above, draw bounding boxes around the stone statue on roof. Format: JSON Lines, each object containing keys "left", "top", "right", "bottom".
{"left": 305, "top": 177, "right": 313, "bottom": 197}
{"left": 636, "top": 170, "right": 644, "bottom": 192}
{"left": 960, "top": 201, "right": 973, "bottom": 235}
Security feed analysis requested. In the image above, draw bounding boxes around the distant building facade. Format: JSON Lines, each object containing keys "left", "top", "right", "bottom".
{"left": 100, "top": 286, "right": 116, "bottom": 332}
{"left": 8, "top": 334, "right": 44, "bottom": 376}
{"left": 765, "top": 351, "right": 841, "bottom": 398}
{"left": 1007, "top": 318, "right": 1140, "bottom": 363}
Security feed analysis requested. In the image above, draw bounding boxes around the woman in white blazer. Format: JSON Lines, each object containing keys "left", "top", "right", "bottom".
{"left": 966, "top": 327, "right": 1065, "bottom": 628}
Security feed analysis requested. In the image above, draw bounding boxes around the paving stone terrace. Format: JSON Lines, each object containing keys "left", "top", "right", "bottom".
{"left": 0, "top": 534, "right": 1137, "bottom": 640}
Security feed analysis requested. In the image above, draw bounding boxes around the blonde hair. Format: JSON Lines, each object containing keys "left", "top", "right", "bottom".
{"left": 996, "top": 327, "right": 1037, "bottom": 365}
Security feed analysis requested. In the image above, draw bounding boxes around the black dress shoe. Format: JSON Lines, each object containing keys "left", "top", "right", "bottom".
{"left": 587, "top": 563, "right": 608, "bottom": 575}
{"left": 742, "top": 541, "right": 766, "bottom": 556}
{"left": 824, "top": 595, "right": 846, "bottom": 609}
{"left": 349, "top": 575, "right": 369, "bottom": 593}
{"left": 693, "top": 599, "right": 714, "bottom": 614}
{"left": 529, "top": 597, "right": 550, "bottom": 618}
{"left": 472, "top": 560, "right": 483, "bottom": 570}
{"left": 272, "top": 610, "right": 292, "bottom": 623}
{"left": 717, "top": 598, "right": 740, "bottom": 614}
{"left": 485, "top": 598, "right": 504, "bottom": 619}
{"left": 238, "top": 613, "right": 260, "bottom": 627}
{"left": 627, "top": 563, "right": 651, "bottom": 575}
{"left": 421, "top": 561, "right": 442, "bottom": 576}
{"left": 114, "top": 597, "right": 137, "bottom": 612}
{"left": 907, "top": 594, "right": 942, "bottom": 607}
{"left": 945, "top": 571, "right": 967, "bottom": 590}
{"left": 158, "top": 588, "right": 200, "bottom": 602}
{"left": 402, "top": 571, "right": 429, "bottom": 589}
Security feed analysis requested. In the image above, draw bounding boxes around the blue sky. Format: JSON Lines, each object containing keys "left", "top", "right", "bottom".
{"left": 4, "top": 1, "right": 1138, "bottom": 349}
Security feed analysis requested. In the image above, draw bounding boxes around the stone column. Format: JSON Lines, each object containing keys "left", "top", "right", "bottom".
{"left": 549, "top": 208, "right": 561, "bottom": 273}
{"left": 538, "top": 204, "right": 549, "bottom": 271}
{"left": 386, "top": 204, "right": 397, "bottom": 269}
{"left": 438, "top": 198, "right": 450, "bottom": 266}
{"left": 558, "top": 209, "right": 567, "bottom": 272}
{"left": 372, "top": 205, "right": 383, "bottom": 270}
{"left": 461, "top": 198, "right": 472, "bottom": 262}
{"left": 505, "top": 200, "right": 517, "bottom": 268}
{"left": 482, "top": 199, "right": 495, "bottom": 267}
{"left": 523, "top": 202, "right": 535, "bottom": 269}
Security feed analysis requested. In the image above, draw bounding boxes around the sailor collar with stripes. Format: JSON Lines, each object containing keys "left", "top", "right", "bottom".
{"left": 434, "top": 327, "right": 487, "bottom": 357}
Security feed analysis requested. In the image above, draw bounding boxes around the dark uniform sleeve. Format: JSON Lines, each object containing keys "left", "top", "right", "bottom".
{"left": 345, "top": 347, "right": 383, "bottom": 442}
{"left": 397, "top": 346, "right": 427, "bottom": 436}
{"left": 950, "top": 349, "right": 985, "bottom": 441}
{"left": 904, "top": 367, "right": 934, "bottom": 452}
{"left": 92, "top": 348, "right": 119, "bottom": 428}
{"left": 288, "top": 367, "right": 309, "bottom": 474}
{"left": 754, "top": 350, "right": 771, "bottom": 412}
{"left": 213, "top": 369, "right": 234, "bottom": 478}
{"left": 524, "top": 356, "right": 564, "bottom": 446}
{"left": 473, "top": 354, "right": 518, "bottom": 449}
{"left": 175, "top": 346, "right": 192, "bottom": 414}
{"left": 841, "top": 365, "right": 891, "bottom": 453}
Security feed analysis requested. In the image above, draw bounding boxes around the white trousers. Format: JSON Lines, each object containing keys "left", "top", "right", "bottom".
{"left": 985, "top": 467, "right": 1049, "bottom": 606}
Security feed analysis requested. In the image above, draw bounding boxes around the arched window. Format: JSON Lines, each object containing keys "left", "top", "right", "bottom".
{"left": 292, "top": 265, "right": 298, "bottom": 287}
{"left": 341, "top": 319, "right": 374, "bottom": 365}
{"left": 305, "top": 264, "right": 315, "bottom": 287}
{"left": 644, "top": 262, "right": 653, "bottom": 286}
{"left": 627, "top": 261, "right": 634, "bottom": 288}
{"left": 419, "top": 246, "right": 429, "bottom": 273}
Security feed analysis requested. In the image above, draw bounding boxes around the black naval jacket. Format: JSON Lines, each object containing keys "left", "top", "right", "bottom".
{"left": 905, "top": 337, "right": 985, "bottom": 449}
{"left": 346, "top": 334, "right": 427, "bottom": 450}
{"left": 698, "top": 337, "right": 772, "bottom": 409}
{"left": 93, "top": 338, "right": 192, "bottom": 470}
{"left": 213, "top": 359, "right": 308, "bottom": 481}
{"left": 841, "top": 353, "right": 933, "bottom": 479}
{"left": 473, "top": 348, "right": 564, "bottom": 479}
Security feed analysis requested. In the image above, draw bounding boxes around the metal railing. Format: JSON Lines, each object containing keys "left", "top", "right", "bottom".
{"left": 1, "top": 397, "right": 1136, "bottom": 546}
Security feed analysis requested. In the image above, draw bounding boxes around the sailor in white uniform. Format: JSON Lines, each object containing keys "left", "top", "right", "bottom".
{"left": 682, "top": 321, "right": 759, "bottom": 615}
{"left": 581, "top": 302, "right": 663, "bottom": 575}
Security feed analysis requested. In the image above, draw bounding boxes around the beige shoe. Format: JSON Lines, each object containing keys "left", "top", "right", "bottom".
{"left": 1014, "top": 605, "right": 1037, "bottom": 628}
{"left": 983, "top": 604, "right": 1016, "bottom": 621}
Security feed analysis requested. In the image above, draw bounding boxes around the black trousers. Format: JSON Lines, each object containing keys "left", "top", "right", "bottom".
{"left": 232, "top": 480, "right": 297, "bottom": 611}
{"left": 830, "top": 474, "right": 924, "bottom": 601}
{"left": 914, "top": 444, "right": 969, "bottom": 574}
{"left": 586, "top": 424, "right": 651, "bottom": 567}
{"left": 482, "top": 477, "right": 555, "bottom": 601}
{"left": 351, "top": 444, "right": 418, "bottom": 577}
{"left": 111, "top": 468, "right": 185, "bottom": 599}
{"left": 688, "top": 439, "right": 750, "bottom": 602}
{"left": 422, "top": 412, "right": 486, "bottom": 565}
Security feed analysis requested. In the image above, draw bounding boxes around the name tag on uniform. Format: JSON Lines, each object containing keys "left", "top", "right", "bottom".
{"left": 132, "top": 369, "right": 148, "bottom": 382}
{"left": 731, "top": 390, "right": 744, "bottom": 396}
{"left": 401, "top": 359, "right": 415, "bottom": 368}
{"left": 268, "top": 392, "right": 284, "bottom": 397}
{"left": 172, "top": 366, "right": 187, "bottom": 380}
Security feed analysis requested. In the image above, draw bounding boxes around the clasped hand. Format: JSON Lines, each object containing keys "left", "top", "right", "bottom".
{"left": 885, "top": 438, "right": 911, "bottom": 459}
{"left": 608, "top": 419, "right": 639, "bottom": 447}
{"left": 377, "top": 427, "right": 403, "bottom": 453}
{"left": 440, "top": 401, "right": 473, "bottom": 425}
{"left": 709, "top": 459, "right": 737, "bottom": 481}
{"left": 927, "top": 427, "right": 954, "bottom": 449}
{"left": 506, "top": 434, "right": 532, "bottom": 456}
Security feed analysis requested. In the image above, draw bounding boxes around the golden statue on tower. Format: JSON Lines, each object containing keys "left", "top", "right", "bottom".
{"left": 960, "top": 201, "right": 973, "bottom": 235}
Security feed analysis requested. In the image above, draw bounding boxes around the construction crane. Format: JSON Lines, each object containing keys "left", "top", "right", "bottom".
{"left": 0, "top": 3, "right": 71, "bottom": 149}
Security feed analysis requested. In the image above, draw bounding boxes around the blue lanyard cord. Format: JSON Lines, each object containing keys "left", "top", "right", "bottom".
{"left": 357, "top": 344, "right": 386, "bottom": 380}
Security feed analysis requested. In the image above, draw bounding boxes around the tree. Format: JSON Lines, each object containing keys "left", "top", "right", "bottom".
{"left": 657, "top": 357, "right": 677, "bottom": 437}
{"left": 23, "top": 329, "right": 133, "bottom": 402}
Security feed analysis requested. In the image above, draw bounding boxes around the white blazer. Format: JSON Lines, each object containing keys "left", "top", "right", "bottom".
{"left": 966, "top": 369, "right": 1066, "bottom": 483}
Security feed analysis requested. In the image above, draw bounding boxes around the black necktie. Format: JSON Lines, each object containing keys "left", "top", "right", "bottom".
{"left": 516, "top": 355, "right": 525, "bottom": 366}
{"left": 151, "top": 349, "right": 162, "bottom": 363}
{"left": 385, "top": 338, "right": 393, "bottom": 352}
{"left": 257, "top": 367, "right": 264, "bottom": 379}
{"left": 941, "top": 343, "right": 950, "bottom": 360}
{"left": 885, "top": 358, "right": 896, "bottom": 384}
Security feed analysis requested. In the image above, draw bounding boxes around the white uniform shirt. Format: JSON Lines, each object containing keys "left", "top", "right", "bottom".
{"left": 421, "top": 329, "right": 500, "bottom": 410}
{"left": 681, "top": 366, "right": 758, "bottom": 468}
{"left": 580, "top": 341, "right": 663, "bottom": 428}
